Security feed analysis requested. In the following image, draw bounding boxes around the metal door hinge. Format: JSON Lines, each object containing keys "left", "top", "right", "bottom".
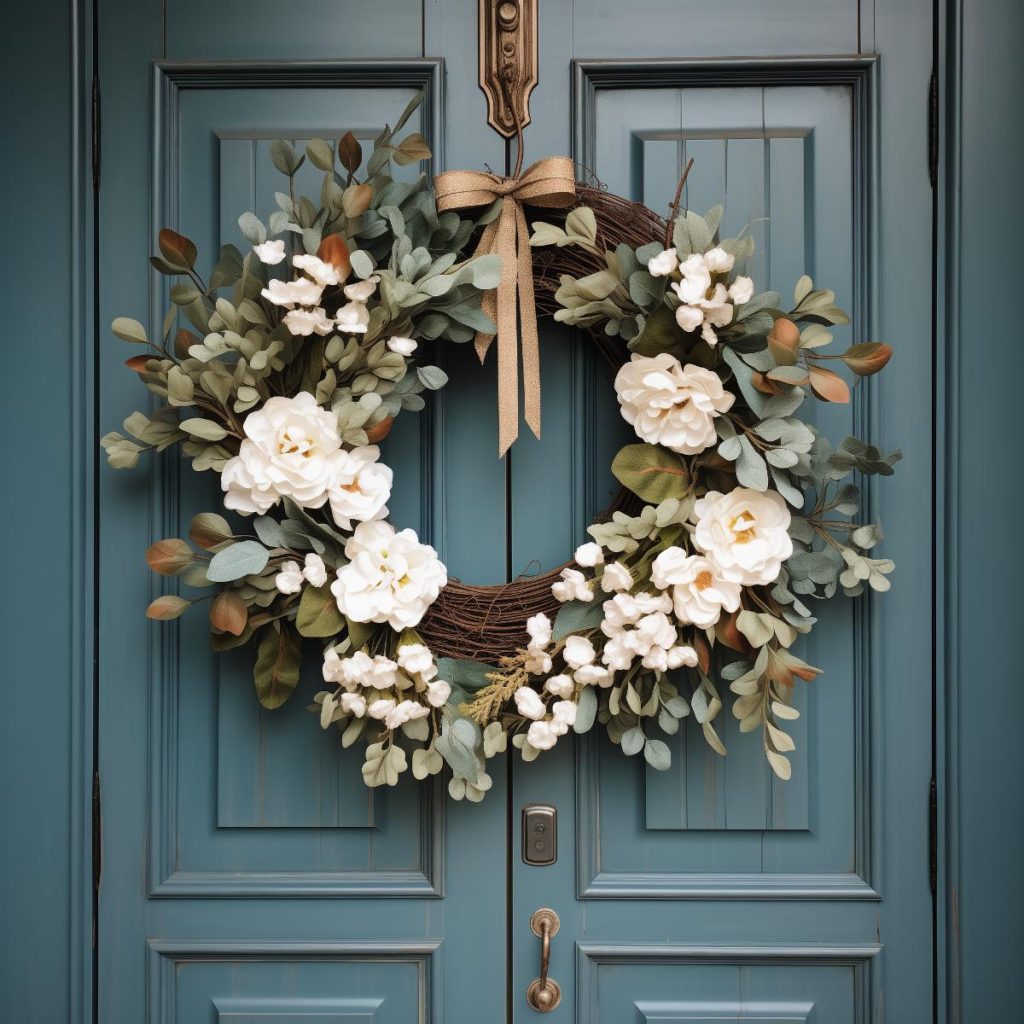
{"left": 928, "top": 774, "right": 937, "bottom": 893}
{"left": 91, "top": 75, "right": 101, "bottom": 191}
{"left": 928, "top": 70, "right": 938, "bottom": 188}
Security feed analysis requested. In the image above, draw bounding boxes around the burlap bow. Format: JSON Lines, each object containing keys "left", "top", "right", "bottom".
{"left": 434, "top": 156, "right": 577, "bottom": 455}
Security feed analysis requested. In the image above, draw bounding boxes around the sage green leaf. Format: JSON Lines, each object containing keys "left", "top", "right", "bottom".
{"left": 305, "top": 137, "right": 335, "bottom": 172}
{"left": 574, "top": 685, "right": 598, "bottom": 733}
{"left": 611, "top": 443, "right": 690, "bottom": 503}
{"left": 643, "top": 737, "right": 671, "bottom": 770}
{"left": 112, "top": 317, "right": 148, "bottom": 344}
{"left": 296, "top": 582, "right": 345, "bottom": 638}
{"left": 621, "top": 726, "right": 645, "bottom": 756}
{"left": 350, "top": 249, "right": 375, "bottom": 279}
{"left": 237, "top": 212, "right": 266, "bottom": 245}
{"left": 416, "top": 366, "right": 448, "bottom": 390}
{"left": 436, "top": 717, "right": 482, "bottom": 779}
{"left": 206, "top": 540, "right": 270, "bottom": 583}
{"left": 735, "top": 436, "right": 769, "bottom": 490}
{"left": 179, "top": 417, "right": 228, "bottom": 442}
{"left": 564, "top": 206, "right": 597, "bottom": 244}
{"left": 254, "top": 623, "right": 301, "bottom": 709}
{"left": 209, "top": 244, "right": 244, "bottom": 291}
{"left": 553, "top": 599, "right": 603, "bottom": 641}
{"left": 436, "top": 657, "right": 496, "bottom": 691}
{"left": 270, "top": 138, "right": 303, "bottom": 176}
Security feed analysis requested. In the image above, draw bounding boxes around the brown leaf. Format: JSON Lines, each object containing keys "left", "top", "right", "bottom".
{"left": 146, "top": 594, "right": 191, "bottom": 620}
{"left": 338, "top": 131, "right": 363, "bottom": 175}
{"left": 364, "top": 417, "right": 394, "bottom": 443}
{"left": 692, "top": 631, "right": 712, "bottom": 675}
{"left": 752, "top": 371, "right": 785, "bottom": 395}
{"left": 158, "top": 228, "right": 197, "bottom": 270}
{"left": 842, "top": 341, "right": 893, "bottom": 376}
{"left": 341, "top": 183, "right": 373, "bottom": 218}
{"left": 767, "top": 316, "right": 801, "bottom": 366}
{"left": 715, "top": 611, "right": 749, "bottom": 653}
{"left": 210, "top": 589, "right": 249, "bottom": 636}
{"left": 146, "top": 538, "right": 195, "bottom": 575}
{"left": 317, "top": 233, "right": 352, "bottom": 281}
{"left": 175, "top": 328, "right": 199, "bottom": 359}
{"left": 808, "top": 365, "right": 851, "bottom": 403}
{"left": 125, "top": 355, "right": 151, "bottom": 372}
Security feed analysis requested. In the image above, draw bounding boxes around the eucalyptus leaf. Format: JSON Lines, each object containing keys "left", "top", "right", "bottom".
{"left": 206, "top": 540, "right": 270, "bottom": 583}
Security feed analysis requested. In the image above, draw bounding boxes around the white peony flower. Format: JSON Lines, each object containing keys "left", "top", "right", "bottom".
{"left": 283, "top": 306, "right": 334, "bottom": 336}
{"left": 331, "top": 520, "right": 447, "bottom": 631}
{"left": 728, "top": 275, "right": 754, "bottom": 305}
{"left": 514, "top": 686, "right": 546, "bottom": 720}
{"left": 221, "top": 392, "right": 342, "bottom": 515}
{"left": 303, "top": 553, "right": 328, "bottom": 588}
{"left": 397, "top": 643, "right": 435, "bottom": 678}
{"left": 614, "top": 352, "right": 735, "bottom": 455}
{"left": 647, "top": 247, "right": 679, "bottom": 277}
{"left": 601, "top": 561, "right": 633, "bottom": 593}
{"left": 563, "top": 635, "right": 596, "bottom": 669}
{"left": 703, "top": 246, "right": 735, "bottom": 273}
{"left": 545, "top": 674, "right": 573, "bottom": 698}
{"left": 344, "top": 276, "right": 380, "bottom": 303}
{"left": 387, "top": 336, "right": 418, "bottom": 356}
{"left": 261, "top": 277, "right": 324, "bottom": 308}
{"left": 322, "top": 648, "right": 374, "bottom": 689}
{"left": 334, "top": 301, "right": 370, "bottom": 333}
{"left": 425, "top": 679, "right": 451, "bottom": 707}
{"left": 574, "top": 542, "right": 604, "bottom": 567}
{"left": 339, "top": 691, "right": 367, "bottom": 717}
{"left": 652, "top": 548, "right": 742, "bottom": 628}
{"left": 526, "top": 612, "right": 552, "bottom": 648}
{"left": 326, "top": 445, "right": 393, "bottom": 530}
{"left": 293, "top": 253, "right": 340, "bottom": 287}
{"left": 275, "top": 560, "right": 304, "bottom": 594}
{"left": 692, "top": 488, "right": 793, "bottom": 586}
{"left": 527, "top": 719, "right": 559, "bottom": 750}
{"left": 253, "top": 239, "right": 286, "bottom": 265}
{"left": 675, "top": 254, "right": 713, "bottom": 303}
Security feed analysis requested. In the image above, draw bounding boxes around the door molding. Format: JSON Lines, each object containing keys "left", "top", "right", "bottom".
{"left": 571, "top": 55, "right": 882, "bottom": 902}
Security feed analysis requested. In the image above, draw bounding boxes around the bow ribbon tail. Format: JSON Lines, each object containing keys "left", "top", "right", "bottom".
{"left": 513, "top": 200, "right": 541, "bottom": 443}
{"left": 494, "top": 199, "right": 521, "bottom": 456}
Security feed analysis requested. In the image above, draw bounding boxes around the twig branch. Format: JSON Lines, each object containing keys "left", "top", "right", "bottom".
{"left": 664, "top": 157, "right": 695, "bottom": 249}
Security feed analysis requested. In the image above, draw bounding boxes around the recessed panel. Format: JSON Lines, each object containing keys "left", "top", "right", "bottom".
{"left": 150, "top": 72, "right": 443, "bottom": 895}
{"left": 577, "top": 80, "right": 870, "bottom": 897}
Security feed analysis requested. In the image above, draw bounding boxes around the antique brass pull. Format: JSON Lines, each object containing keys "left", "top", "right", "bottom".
{"left": 525, "top": 908, "right": 561, "bottom": 1012}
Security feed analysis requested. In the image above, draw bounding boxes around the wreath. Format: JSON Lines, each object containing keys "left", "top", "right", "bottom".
{"left": 104, "top": 95, "right": 897, "bottom": 800}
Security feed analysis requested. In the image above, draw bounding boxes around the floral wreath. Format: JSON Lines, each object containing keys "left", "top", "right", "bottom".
{"left": 105, "top": 96, "right": 898, "bottom": 801}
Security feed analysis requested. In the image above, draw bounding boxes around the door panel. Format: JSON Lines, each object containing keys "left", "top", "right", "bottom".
{"left": 511, "top": 41, "right": 932, "bottom": 1024}
{"left": 97, "top": 13, "right": 507, "bottom": 1021}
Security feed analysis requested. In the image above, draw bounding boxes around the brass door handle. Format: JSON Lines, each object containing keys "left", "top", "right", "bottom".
{"left": 525, "top": 908, "right": 561, "bottom": 1012}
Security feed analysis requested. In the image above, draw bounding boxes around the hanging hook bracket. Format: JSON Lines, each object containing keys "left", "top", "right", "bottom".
{"left": 478, "top": 0, "right": 539, "bottom": 139}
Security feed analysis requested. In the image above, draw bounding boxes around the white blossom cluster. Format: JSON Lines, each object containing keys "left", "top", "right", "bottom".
{"left": 317, "top": 642, "right": 451, "bottom": 731}
{"left": 646, "top": 243, "right": 753, "bottom": 348}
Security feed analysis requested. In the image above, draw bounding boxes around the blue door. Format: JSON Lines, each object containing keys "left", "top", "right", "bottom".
{"left": 96, "top": 2, "right": 934, "bottom": 1021}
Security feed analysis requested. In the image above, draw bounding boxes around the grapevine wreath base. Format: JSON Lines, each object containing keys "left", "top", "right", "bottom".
{"left": 104, "top": 95, "right": 898, "bottom": 799}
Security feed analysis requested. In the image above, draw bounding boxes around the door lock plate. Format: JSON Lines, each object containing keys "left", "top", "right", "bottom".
{"left": 522, "top": 803, "right": 556, "bottom": 865}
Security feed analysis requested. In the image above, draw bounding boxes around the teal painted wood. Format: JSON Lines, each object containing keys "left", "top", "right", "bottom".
{"left": 511, "top": 6, "right": 934, "bottom": 1017}
{"left": 937, "top": 1, "right": 1024, "bottom": 1021}
{"left": 94, "top": 4, "right": 507, "bottom": 1022}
